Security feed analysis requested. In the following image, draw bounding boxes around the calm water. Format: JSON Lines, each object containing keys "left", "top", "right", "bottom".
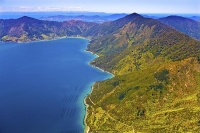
{"left": 0, "top": 38, "right": 111, "bottom": 133}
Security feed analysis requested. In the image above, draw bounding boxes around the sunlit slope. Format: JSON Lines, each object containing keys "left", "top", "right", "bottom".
{"left": 85, "top": 13, "right": 200, "bottom": 132}
{"left": 0, "top": 16, "right": 97, "bottom": 42}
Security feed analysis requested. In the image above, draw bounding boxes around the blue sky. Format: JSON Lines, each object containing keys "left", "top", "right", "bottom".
{"left": 0, "top": 0, "right": 200, "bottom": 13}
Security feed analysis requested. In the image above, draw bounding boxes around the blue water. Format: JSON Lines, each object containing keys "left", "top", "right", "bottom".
{"left": 0, "top": 38, "right": 111, "bottom": 133}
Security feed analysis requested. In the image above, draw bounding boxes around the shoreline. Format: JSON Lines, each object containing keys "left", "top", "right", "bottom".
{"left": 83, "top": 95, "right": 90, "bottom": 133}
{"left": 1, "top": 37, "right": 113, "bottom": 132}
{"left": 67, "top": 36, "right": 91, "bottom": 41}
{"left": 83, "top": 48, "right": 114, "bottom": 133}
{"left": 84, "top": 49, "right": 114, "bottom": 77}
{"left": 90, "top": 63, "right": 114, "bottom": 77}
{"left": 0, "top": 36, "right": 67, "bottom": 44}
{"left": 0, "top": 35, "right": 91, "bottom": 44}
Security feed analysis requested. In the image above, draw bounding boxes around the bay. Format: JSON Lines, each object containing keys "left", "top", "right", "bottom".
{"left": 0, "top": 38, "right": 111, "bottom": 133}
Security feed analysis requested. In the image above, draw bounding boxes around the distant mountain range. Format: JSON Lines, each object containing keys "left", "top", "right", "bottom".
{"left": 0, "top": 16, "right": 97, "bottom": 42}
{"left": 0, "top": 13, "right": 200, "bottom": 132}
{"left": 142, "top": 14, "right": 200, "bottom": 22}
{"left": 1, "top": 14, "right": 200, "bottom": 42}
{"left": 40, "top": 14, "right": 127, "bottom": 23}
{"left": 158, "top": 16, "right": 200, "bottom": 40}
{"left": 189, "top": 16, "right": 200, "bottom": 21}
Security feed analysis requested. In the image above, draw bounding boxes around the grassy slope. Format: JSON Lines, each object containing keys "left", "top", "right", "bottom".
{"left": 86, "top": 57, "right": 200, "bottom": 132}
{"left": 85, "top": 14, "right": 200, "bottom": 132}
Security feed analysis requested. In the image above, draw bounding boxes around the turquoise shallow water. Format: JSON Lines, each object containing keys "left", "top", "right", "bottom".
{"left": 0, "top": 38, "right": 111, "bottom": 133}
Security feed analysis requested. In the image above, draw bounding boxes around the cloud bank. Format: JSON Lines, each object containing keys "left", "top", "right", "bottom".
{"left": 0, "top": 6, "right": 86, "bottom": 12}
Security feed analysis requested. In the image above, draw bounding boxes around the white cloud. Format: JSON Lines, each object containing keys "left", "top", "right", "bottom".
{"left": 0, "top": 6, "right": 86, "bottom": 12}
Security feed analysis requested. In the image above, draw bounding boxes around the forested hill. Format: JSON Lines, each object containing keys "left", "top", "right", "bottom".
{"left": 1, "top": 14, "right": 200, "bottom": 42}
{"left": 0, "top": 16, "right": 97, "bottom": 42}
{"left": 83, "top": 13, "right": 142, "bottom": 38}
{"left": 158, "top": 15, "right": 200, "bottom": 40}
{"left": 85, "top": 13, "right": 200, "bottom": 132}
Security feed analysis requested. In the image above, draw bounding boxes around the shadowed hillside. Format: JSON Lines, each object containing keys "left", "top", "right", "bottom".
{"left": 158, "top": 16, "right": 200, "bottom": 40}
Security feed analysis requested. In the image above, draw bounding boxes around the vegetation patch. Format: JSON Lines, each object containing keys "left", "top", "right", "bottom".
{"left": 154, "top": 69, "right": 169, "bottom": 83}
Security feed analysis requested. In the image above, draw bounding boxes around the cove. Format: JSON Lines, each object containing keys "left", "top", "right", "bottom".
{"left": 0, "top": 38, "right": 112, "bottom": 133}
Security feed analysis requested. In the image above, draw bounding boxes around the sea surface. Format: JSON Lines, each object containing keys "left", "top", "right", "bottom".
{"left": 0, "top": 38, "right": 112, "bottom": 133}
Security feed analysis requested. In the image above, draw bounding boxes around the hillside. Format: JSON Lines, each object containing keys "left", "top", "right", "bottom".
{"left": 1, "top": 15, "right": 199, "bottom": 43}
{"left": 158, "top": 16, "right": 200, "bottom": 40}
{"left": 0, "top": 13, "right": 200, "bottom": 132}
{"left": 0, "top": 16, "right": 97, "bottom": 42}
{"left": 85, "top": 13, "right": 200, "bottom": 132}
{"left": 189, "top": 16, "right": 200, "bottom": 22}
{"left": 83, "top": 13, "right": 142, "bottom": 39}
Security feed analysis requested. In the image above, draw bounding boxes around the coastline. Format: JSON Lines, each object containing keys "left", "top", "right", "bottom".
{"left": 83, "top": 48, "right": 114, "bottom": 133}
{"left": 67, "top": 36, "right": 91, "bottom": 41}
{"left": 1, "top": 36, "right": 113, "bottom": 133}
{"left": 0, "top": 35, "right": 67, "bottom": 44}
{"left": 83, "top": 96, "right": 90, "bottom": 133}
{"left": 90, "top": 63, "right": 114, "bottom": 77}
{"left": 84, "top": 49, "right": 114, "bottom": 77}
{"left": 0, "top": 35, "right": 90, "bottom": 44}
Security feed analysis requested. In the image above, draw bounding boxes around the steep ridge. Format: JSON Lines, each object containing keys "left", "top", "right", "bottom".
{"left": 158, "top": 16, "right": 200, "bottom": 40}
{"left": 83, "top": 13, "right": 141, "bottom": 39}
{"left": 85, "top": 13, "right": 200, "bottom": 132}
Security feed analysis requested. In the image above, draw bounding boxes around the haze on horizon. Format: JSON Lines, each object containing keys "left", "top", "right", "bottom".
{"left": 0, "top": 0, "right": 200, "bottom": 14}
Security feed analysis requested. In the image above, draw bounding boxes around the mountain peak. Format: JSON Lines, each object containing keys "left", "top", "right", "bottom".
{"left": 20, "top": 16, "right": 32, "bottom": 19}
{"left": 158, "top": 15, "right": 200, "bottom": 40}
{"left": 18, "top": 16, "right": 39, "bottom": 21}
{"left": 116, "top": 12, "right": 143, "bottom": 23}
{"left": 159, "top": 15, "right": 198, "bottom": 23}
{"left": 130, "top": 12, "right": 141, "bottom": 16}
{"left": 125, "top": 12, "right": 143, "bottom": 19}
{"left": 161, "top": 15, "right": 188, "bottom": 19}
{"left": 113, "top": 12, "right": 143, "bottom": 24}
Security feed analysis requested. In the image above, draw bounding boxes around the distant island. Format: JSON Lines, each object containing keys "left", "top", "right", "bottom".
{"left": 1, "top": 13, "right": 200, "bottom": 132}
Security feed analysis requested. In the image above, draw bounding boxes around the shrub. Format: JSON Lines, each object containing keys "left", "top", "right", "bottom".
{"left": 154, "top": 69, "right": 169, "bottom": 83}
